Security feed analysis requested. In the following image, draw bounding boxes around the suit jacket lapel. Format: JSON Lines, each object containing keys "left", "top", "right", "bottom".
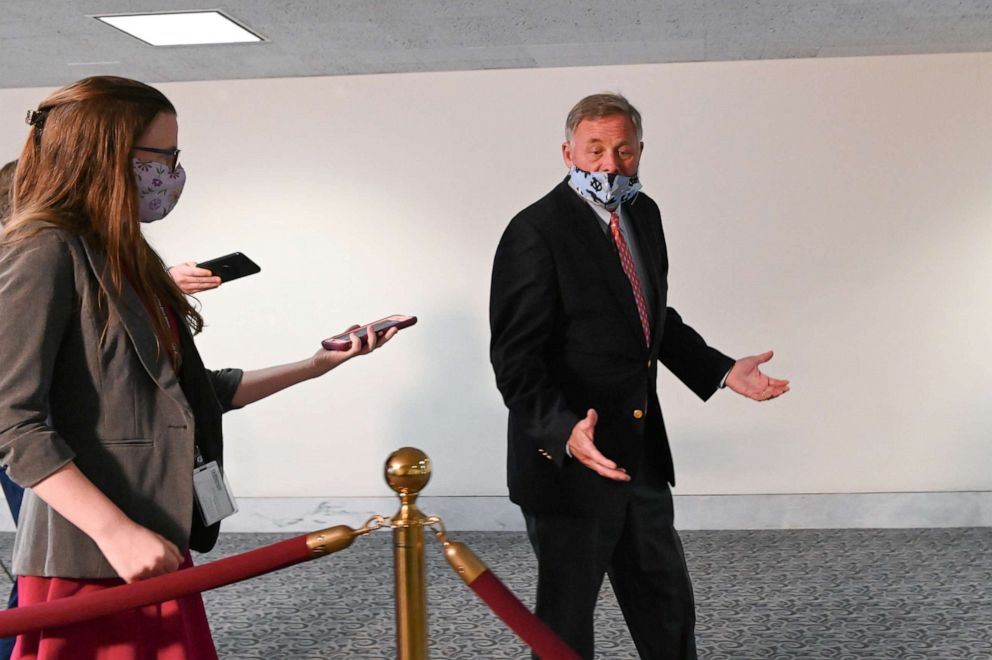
{"left": 79, "top": 237, "right": 189, "bottom": 412}
{"left": 558, "top": 182, "right": 646, "bottom": 348}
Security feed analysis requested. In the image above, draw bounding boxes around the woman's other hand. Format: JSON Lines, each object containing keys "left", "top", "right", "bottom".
{"left": 96, "top": 520, "right": 183, "bottom": 583}
{"left": 28, "top": 463, "right": 184, "bottom": 583}
{"left": 168, "top": 262, "right": 222, "bottom": 294}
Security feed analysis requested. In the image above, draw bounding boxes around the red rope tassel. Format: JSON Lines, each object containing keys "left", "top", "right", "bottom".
{"left": 0, "top": 525, "right": 358, "bottom": 638}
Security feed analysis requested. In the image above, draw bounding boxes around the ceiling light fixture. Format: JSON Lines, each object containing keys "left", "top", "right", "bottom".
{"left": 94, "top": 10, "right": 264, "bottom": 47}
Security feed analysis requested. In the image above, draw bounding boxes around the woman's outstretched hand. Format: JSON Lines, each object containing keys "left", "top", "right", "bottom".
{"left": 310, "top": 323, "right": 398, "bottom": 375}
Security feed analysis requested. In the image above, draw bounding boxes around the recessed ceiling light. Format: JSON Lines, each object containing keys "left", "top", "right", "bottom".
{"left": 94, "top": 10, "right": 264, "bottom": 47}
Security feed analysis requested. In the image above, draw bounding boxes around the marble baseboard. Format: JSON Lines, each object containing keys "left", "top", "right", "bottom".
{"left": 671, "top": 491, "right": 992, "bottom": 530}
{"left": 0, "top": 492, "right": 988, "bottom": 533}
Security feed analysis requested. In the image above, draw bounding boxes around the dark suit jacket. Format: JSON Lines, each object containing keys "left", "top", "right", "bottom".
{"left": 0, "top": 226, "right": 241, "bottom": 578}
{"left": 490, "top": 180, "right": 734, "bottom": 518}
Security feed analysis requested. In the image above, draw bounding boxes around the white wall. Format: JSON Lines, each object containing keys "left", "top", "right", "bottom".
{"left": 2, "top": 53, "right": 990, "bottom": 502}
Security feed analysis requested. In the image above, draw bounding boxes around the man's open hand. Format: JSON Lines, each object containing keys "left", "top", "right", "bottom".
{"left": 726, "top": 351, "right": 790, "bottom": 401}
{"left": 566, "top": 409, "right": 630, "bottom": 481}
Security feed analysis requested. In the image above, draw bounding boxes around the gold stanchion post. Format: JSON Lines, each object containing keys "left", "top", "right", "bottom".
{"left": 385, "top": 447, "right": 432, "bottom": 660}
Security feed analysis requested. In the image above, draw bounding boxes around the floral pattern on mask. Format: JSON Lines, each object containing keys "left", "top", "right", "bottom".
{"left": 133, "top": 158, "right": 186, "bottom": 223}
{"left": 567, "top": 165, "right": 641, "bottom": 211}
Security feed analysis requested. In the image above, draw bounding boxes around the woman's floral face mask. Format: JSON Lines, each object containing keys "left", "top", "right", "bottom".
{"left": 132, "top": 158, "right": 186, "bottom": 224}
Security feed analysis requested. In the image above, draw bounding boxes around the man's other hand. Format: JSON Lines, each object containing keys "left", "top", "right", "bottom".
{"left": 566, "top": 409, "right": 630, "bottom": 481}
{"left": 726, "top": 351, "right": 790, "bottom": 401}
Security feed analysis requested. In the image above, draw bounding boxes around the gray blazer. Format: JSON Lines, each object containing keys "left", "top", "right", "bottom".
{"left": 0, "top": 226, "right": 242, "bottom": 578}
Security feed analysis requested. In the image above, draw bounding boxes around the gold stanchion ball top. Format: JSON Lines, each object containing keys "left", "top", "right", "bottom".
{"left": 384, "top": 447, "right": 432, "bottom": 495}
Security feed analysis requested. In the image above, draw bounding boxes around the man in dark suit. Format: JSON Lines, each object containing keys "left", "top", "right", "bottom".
{"left": 489, "top": 93, "right": 789, "bottom": 659}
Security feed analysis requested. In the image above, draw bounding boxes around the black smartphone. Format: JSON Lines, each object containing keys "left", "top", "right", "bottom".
{"left": 196, "top": 252, "right": 261, "bottom": 283}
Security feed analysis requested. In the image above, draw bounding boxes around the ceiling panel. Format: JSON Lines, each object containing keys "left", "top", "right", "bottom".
{"left": 1, "top": 0, "right": 991, "bottom": 89}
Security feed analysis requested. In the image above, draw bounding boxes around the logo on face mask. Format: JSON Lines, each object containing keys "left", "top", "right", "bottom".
{"left": 567, "top": 166, "right": 641, "bottom": 211}
{"left": 132, "top": 158, "right": 186, "bottom": 224}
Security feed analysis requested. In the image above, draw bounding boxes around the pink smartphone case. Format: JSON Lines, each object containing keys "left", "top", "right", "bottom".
{"left": 321, "top": 315, "right": 417, "bottom": 351}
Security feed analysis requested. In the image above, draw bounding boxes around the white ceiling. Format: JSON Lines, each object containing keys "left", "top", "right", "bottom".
{"left": 2, "top": 0, "right": 992, "bottom": 89}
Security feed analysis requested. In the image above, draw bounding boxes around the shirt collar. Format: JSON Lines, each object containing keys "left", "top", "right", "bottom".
{"left": 582, "top": 195, "right": 621, "bottom": 227}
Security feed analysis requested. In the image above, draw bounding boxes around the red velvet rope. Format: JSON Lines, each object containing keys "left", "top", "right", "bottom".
{"left": 467, "top": 570, "right": 580, "bottom": 660}
{"left": 0, "top": 534, "right": 313, "bottom": 637}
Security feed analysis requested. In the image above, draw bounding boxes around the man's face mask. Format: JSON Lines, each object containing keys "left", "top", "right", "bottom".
{"left": 567, "top": 166, "right": 641, "bottom": 212}
{"left": 132, "top": 158, "right": 186, "bottom": 223}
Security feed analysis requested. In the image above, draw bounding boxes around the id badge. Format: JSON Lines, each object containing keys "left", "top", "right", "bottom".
{"left": 192, "top": 460, "right": 238, "bottom": 526}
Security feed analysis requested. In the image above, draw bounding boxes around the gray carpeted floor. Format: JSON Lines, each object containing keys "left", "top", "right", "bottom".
{"left": 2, "top": 528, "right": 991, "bottom": 658}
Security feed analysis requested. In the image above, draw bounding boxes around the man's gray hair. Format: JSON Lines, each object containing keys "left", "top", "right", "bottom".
{"left": 565, "top": 93, "right": 643, "bottom": 143}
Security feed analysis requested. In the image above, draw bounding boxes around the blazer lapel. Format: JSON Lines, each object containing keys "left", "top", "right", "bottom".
{"left": 79, "top": 238, "right": 189, "bottom": 412}
{"left": 558, "top": 182, "right": 646, "bottom": 348}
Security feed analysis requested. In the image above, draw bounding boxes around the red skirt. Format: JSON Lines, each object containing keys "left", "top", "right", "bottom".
{"left": 13, "top": 554, "right": 217, "bottom": 660}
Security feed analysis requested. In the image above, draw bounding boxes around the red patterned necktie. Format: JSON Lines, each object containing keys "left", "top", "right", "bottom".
{"left": 610, "top": 211, "right": 652, "bottom": 347}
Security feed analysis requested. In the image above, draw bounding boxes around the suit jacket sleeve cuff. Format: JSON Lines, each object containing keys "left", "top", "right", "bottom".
{"left": 547, "top": 410, "right": 580, "bottom": 468}
{"left": 719, "top": 367, "right": 732, "bottom": 389}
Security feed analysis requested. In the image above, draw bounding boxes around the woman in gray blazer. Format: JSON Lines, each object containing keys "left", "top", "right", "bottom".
{"left": 0, "top": 157, "right": 224, "bottom": 660}
{"left": 0, "top": 76, "right": 395, "bottom": 658}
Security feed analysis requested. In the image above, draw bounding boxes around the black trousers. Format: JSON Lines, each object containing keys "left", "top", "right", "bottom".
{"left": 523, "top": 469, "right": 697, "bottom": 660}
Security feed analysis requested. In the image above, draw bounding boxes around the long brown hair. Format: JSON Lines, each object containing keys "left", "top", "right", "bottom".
{"left": 5, "top": 76, "right": 203, "bottom": 357}
{"left": 0, "top": 160, "right": 15, "bottom": 223}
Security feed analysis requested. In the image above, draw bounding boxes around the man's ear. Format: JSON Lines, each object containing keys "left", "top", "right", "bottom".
{"left": 562, "top": 141, "right": 574, "bottom": 168}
